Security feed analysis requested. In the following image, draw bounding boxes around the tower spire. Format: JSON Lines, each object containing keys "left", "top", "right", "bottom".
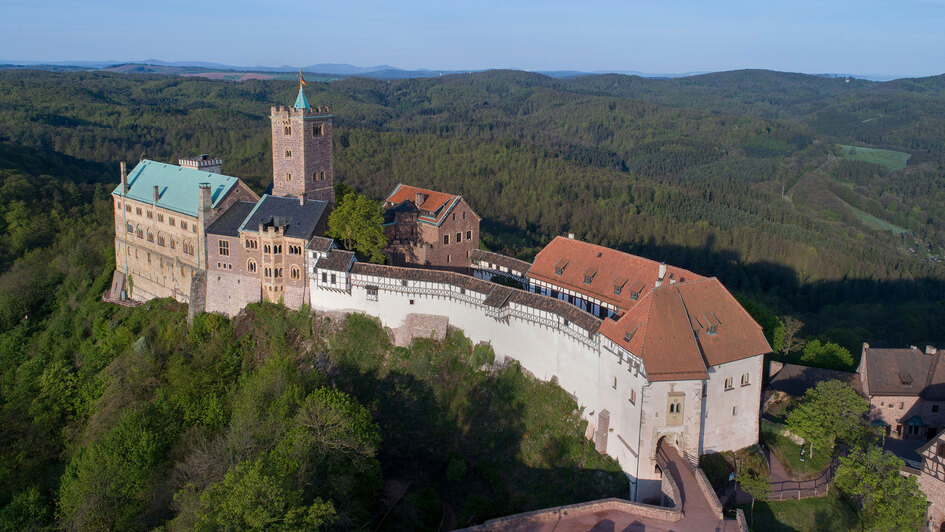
{"left": 294, "top": 68, "right": 310, "bottom": 110}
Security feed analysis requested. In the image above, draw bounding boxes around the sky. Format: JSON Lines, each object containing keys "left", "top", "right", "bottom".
{"left": 2, "top": 0, "right": 944, "bottom": 77}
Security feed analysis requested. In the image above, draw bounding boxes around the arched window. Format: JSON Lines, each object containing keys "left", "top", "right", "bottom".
{"left": 286, "top": 172, "right": 292, "bottom": 181}
{"left": 285, "top": 149, "right": 292, "bottom": 158}
{"left": 319, "top": 171, "right": 325, "bottom": 181}
{"left": 247, "top": 260, "right": 257, "bottom": 273}
{"left": 290, "top": 266, "right": 300, "bottom": 279}
{"left": 313, "top": 124, "right": 323, "bottom": 136}
{"left": 136, "top": 226, "right": 143, "bottom": 239}
{"left": 284, "top": 125, "right": 291, "bottom": 136}
{"left": 126, "top": 223, "right": 133, "bottom": 234}
{"left": 265, "top": 267, "right": 272, "bottom": 278}
{"left": 741, "top": 373, "right": 750, "bottom": 386}
{"left": 146, "top": 230, "right": 154, "bottom": 243}
{"left": 170, "top": 239, "right": 176, "bottom": 250}
{"left": 157, "top": 234, "right": 165, "bottom": 247}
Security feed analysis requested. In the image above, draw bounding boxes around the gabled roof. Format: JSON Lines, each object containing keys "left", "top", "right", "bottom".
{"left": 306, "top": 236, "right": 335, "bottom": 253}
{"left": 383, "top": 184, "right": 464, "bottom": 226}
{"left": 112, "top": 159, "right": 242, "bottom": 217}
{"left": 598, "top": 278, "right": 771, "bottom": 382}
{"left": 862, "top": 347, "right": 945, "bottom": 399}
{"left": 469, "top": 249, "right": 532, "bottom": 275}
{"left": 529, "top": 236, "right": 703, "bottom": 311}
{"left": 315, "top": 249, "right": 356, "bottom": 272}
{"left": 206, "top": 201, "right": 257, "bottom": 237}
{"left": 239, "top": 194, "right": 329, "bottom": 240}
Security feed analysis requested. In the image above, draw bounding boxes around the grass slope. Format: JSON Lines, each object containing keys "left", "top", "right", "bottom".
{"left": 836, "top": 144, "right": 910, "bottom": 171}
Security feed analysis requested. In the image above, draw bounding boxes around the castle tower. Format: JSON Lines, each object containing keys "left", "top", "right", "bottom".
{"left": 270, "top": 76, "right": 334, "bottom": 203}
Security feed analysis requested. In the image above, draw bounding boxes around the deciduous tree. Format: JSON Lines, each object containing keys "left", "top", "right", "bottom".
{"left": 326, "top": 191, "right": 388, "bottom": 264}
{"left": 834, "top": 446, "right": 927, "bottom": 531}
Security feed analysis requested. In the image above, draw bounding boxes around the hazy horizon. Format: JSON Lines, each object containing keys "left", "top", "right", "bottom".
{"left": 2, "top": 0, "right": 944, "bottom": 78}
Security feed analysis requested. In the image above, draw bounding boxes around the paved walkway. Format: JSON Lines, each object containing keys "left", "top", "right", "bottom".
{"left": 465, "top": 442, "right": 742, "bottom": 531}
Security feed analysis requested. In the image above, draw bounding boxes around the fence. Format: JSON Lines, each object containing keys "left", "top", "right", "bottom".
{"left": 766, "top": 457, "right": 838, "bottom": 501}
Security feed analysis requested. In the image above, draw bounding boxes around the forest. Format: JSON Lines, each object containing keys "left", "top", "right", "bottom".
{"left": 1, "top": 68, "right": 945, "bottom": 528}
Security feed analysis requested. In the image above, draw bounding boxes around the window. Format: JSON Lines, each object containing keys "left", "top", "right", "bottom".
{"left": 447, "top": 254, "right": 450, "bottom": 263}
{"left": 126, "top": 223, "right": 133, "bottom": 233}
{"left": 313, "top": 124, "right": 323, "bottom": 136}
{"left": 219, "top": 240, "right": 229, "bottom": 256}
{"left": 330, "top": 273, "right": 336, "bottom": 284}
{"left": 319, "top": 171, "right": 325, "bottom": 181}
{"left": 908, "top": 425, "right": 921, "bottom": 436}
{"left": 147, "top": 230, "right": 154, "bottom": 243}
{"left": 409, "top": 299, "right": 415, "bottom": 305}
{"left": 741, "top": 373, "right": 750, "bottom": 386}
{"left": 733, "top": 406, "right": 738, "bottom": 416}
{"left": 612, "top": 376, "right": 617, "bottom": 389}
{"left": 157, "top": 235, "right": 165, "bottom": 247}
{"left": 125, "top": 204, "right": 131, "bottom": 212}
{"left": 285, "top": 149, "right": 292, "bottom": 158}
{"left": 275, "top": 268, "right": 282, "bottom": 278}
{"left": 284, "top": 125, "right": 291, "bottom": 135}
{"left": 169, "top": 217, "right": 175, "bottom": 227}
{"left": 614, "top": 286, "right": 622, "bottom": 295}
{"left": 629, "top": 389, "right": 636, "bottom": 404}
{"left": 265, "top": 267, "right": 272, "bottom": 278}
{"left": 466, "top": 230, "right": 471, "bottom": 241}
{"left": 147, "top": 210, "right": 153, "bottom": 219}
{"left": 669, "top": 402, "right": 681, "bottom": 414}
{"left": 135, "top": 207, "right": 142, "bottom": 215}
{"left": 245, "top": 239, "right": 258, "bottom": 249}
{"left": 366, "top": 286, "right": 378, "bottom": 301}
{"left": 901, "top": 402, "right": 905, "bottom": 409}
{"left": 452, "top": 213, "right": 456, "bottom": 221}
{"left": 460, "top": 288, "right": 466, "bottom": 295}
{"left": 290, "top": 267, "right": 300, "bottom": 280}
{"left": 443, "top": 235, "right": 449, "bottom": 245}
{"left": 264, "top": 244, "right": 272, "bottom": 254}
{"left": 321, "top": 272, "right": 327, "bottom": 283}
{"left": 401, "top": 279, "right": 408, "bottom": 287}
{"left": 456, "top": 232, "right": 462, "bottom": 243}
{"left": 248, "top": 260, "right": 257, "bottom": 273}
{"left": 181, "top": 221, "right": 188, "bottom": 230}
{"left": 157, "top": 213, "right": 164, "bottom": 222}
{"left": 463, "top": 211, "right": 467, "bottom": 220}
{"left": 289, "top": 245, "right": 301, "bottom": 255}
{"left": 707, "top": 325, "right": 718, "bottom": 335}
{"left": 286, "top": 172, "right": 292, "bottom": 181}
{"left": 630, "top": 291, "right": 640, "bottom": 301}
{"left": 170, "top": 239, "right": 176, "bottom": 250}
{"left": 938, "top": 444, "right": 945, "bottom": 457}
{"left": 724, "top": 377, "right": 734, "bottom": 390}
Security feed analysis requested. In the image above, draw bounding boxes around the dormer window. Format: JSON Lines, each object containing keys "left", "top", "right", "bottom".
{"left": 554, "top": 258, "right": 569, "bottom": 276}
{"left": 614, "top": 286, "right": 622, "bottom": 295}
{"left": 583, "top": 267, "right": 598, "bottom": 284}
{"left": 630, "top": 291, "right": 640, "bottom": 301}
{"left": 707, "top": 325, "right": 718, "bottom": 336}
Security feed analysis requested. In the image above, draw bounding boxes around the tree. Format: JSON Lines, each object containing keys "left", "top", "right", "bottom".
{"left": 326, "top": 191, "right": 388, "bottom": 264}
{"left": 738, "top": 467, "right": 769, "bottom": 526}
{"left": 800, "top": 339, "right": 854, "bottom": 370}
{"left": 780, "top": 316, "right": 805, "bottom": 355}
{"left": 786, "top": 380, "right": 868, "bottom": 458}
{"left": 834, "top": 446, "right": 927, "bottom": 531}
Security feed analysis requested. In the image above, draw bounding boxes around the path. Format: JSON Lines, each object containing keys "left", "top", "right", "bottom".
{"left": 765, "top": 449, "right": 833, "bottom": 501}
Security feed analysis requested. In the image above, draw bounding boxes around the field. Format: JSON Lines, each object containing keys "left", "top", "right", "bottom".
{"left": 738, "top": 491, "right": 859, "bottom": 531}
{"left": 836, "top": 144, "right": 911, "bottom": 171}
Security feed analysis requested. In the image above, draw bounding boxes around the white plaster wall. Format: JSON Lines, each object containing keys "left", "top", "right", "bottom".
{"left": 306, "top": 276, "right": 644, "bottom": 485}
{"left": 701, "top": 356, "right": 764, "bottom": 453}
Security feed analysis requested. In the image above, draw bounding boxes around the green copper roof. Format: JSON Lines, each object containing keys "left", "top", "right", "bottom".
{"left": 111, "top": 159, "right": 241, "bottom": 217}
{"left": 294, "top": 87, "right": 310, "bottom": 110}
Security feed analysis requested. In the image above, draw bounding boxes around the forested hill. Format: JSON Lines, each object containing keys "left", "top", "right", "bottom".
{"left": 2, "top": 69, "right": 945, "bottom": 345}
{"left": 2, "top": 67, "right": 945, "bottom": 529}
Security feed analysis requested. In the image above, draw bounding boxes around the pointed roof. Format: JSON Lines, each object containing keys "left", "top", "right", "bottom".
{"left": 294, "top": 87, "right": 310, "bottom": 110}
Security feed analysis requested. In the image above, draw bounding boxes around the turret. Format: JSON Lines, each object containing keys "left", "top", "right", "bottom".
{"left": 270, "top": 82, "right": 334, "bottom": 203}
{"left": 197, "top": 183, "right": 212, "bottom": 270}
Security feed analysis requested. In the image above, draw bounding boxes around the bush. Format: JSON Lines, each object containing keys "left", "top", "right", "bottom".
{"left": 800, "top": 340, "right": 854, "bottom": 370}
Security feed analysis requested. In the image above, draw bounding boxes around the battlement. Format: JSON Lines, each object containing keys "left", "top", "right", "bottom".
{"left": 269, "top": 105, "right": 333, "bottom": 117}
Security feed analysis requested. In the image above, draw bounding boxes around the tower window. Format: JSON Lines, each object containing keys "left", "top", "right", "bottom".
{"left": 284, "top": 126, "right": 291, "bottom": 136}
{"left": 286, "top": 172, "right": 292, "bottom": 181}
{"left": 290, "top": 266, "right": 300, "bottom": 279}
{"left": 456, "top": 232, "right": 462, "bottom": 243}
{"left": 466, "top": 230, "right": 472, "bottom": 240}
{"left": 313, "top": 124, "right": 323, "bottom": 136}
{"left": 248, "top": 260, "right": 257, "bottom": 273}
{"left": 443, "top": 235, "right": 449, "bottom": 245}
{"left": 285, "top": 149, "right": 292, "bottom": 158}
{"left": 319, "top": 171, "right": 325, "bottom": 181}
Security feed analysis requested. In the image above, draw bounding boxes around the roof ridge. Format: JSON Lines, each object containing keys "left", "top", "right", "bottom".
{"left": 676, "top": 286, "right": 710, "bottom": 372}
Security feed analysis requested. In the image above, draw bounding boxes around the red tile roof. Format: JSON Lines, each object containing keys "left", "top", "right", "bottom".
{"left": 528, "top": 236, "right": 703, "bottom": 311}
{"left": 384, "top": 184, "right": 461, "bottom": 226}
{"left": 599, "top": 278, "right": 771, "bottom": 382}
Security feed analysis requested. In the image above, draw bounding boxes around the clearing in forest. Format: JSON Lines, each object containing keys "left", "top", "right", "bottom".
{"left": 836, "top": 144, "right": 910, "bottom": 171}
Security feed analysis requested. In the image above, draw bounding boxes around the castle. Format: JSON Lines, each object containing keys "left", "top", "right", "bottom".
{"left": 108, "top": 83, "right": 771, "bottom": 503}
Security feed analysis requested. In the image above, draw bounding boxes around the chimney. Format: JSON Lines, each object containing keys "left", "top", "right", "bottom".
{"left": 299, "top": 196, "right": 304, "bottom": 206}
{"left": 120, "top": 161, "right": 128, "bottom": 194}
{"left": 568, "top": 232, "right": 575, "bottom": 239}
{"left": 657, "top": 262, "right": 667, "bottom": 287}
{"left": 927, "top": 345, "right": 937, "bottom": 355}
{"left": 153, "top": 185, "right": 160, "bottom": 202}
{"left": 415, "top": 192, "right": 427, "bottom": 206}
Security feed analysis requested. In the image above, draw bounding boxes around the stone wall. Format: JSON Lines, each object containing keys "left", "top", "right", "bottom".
{"left": 270, "top": 106, "right": 333, "bottom": 202}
